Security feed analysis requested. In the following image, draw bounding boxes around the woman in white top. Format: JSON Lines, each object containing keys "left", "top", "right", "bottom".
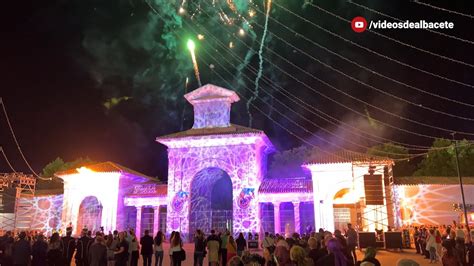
{"left": 129, "top": 232, "right": 140, "bottom": 266}
{"left": 170, "top": 232, "right": 183, "bottom": 266}
{"left": 154, "top": 231, "right": 165, "bottom": 266}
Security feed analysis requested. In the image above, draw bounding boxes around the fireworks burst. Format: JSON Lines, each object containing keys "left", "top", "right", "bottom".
{"left": 247, "top": 0, "right": 272, "bottom": 127}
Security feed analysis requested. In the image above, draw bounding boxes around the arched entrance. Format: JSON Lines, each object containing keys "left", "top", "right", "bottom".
{"left": 189, "top": 167, "right": 233, "bottom": 235}
{"left": 333, "top": 188, "right": 356, "bottom": 231}
{"left": 77, "top": 196, "right": 102, "bottom": 234}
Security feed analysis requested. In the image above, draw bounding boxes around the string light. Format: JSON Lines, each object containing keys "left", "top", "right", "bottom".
{"left": 197, "top": 34, "right": 204, "bottom": 40}
{"left": 248, "top": 13, "right": 474, "bottom": 121}
{"left": 192, "top": 20, "right": 448, "bottom": 149}
{"left": 191, "top": 20, "right": 474, "bottom": 155}
{"left": 239, "top": 28, "right": 245, "bottom": 36}
{"left": 198, "top": 47, "right": 428, "bottom": 162}
{"left": 192, "top": 5, "right": 474, "bottom": 138}
{"left": 413, "top": 0, "right": 474, "bottom": 19}
{"left": 273, "top": 2, "right": 474, "bottom": 89}
{"left": 192, "top": 6, "right": 435, "bottom": 149}
{"left": 197, "top": 41, "right": 427, "bottom": 157}
{"left": 184, "top": 16, "right": 434, "bottom": 157}
{"left": 0, "top": 98, "right": 51, "bottom": 180}
{"left": 259, "top": 7, "right": 474, "bottom": 108}
{"left": 191, "top": 5, "right": 448, "bottom": 143}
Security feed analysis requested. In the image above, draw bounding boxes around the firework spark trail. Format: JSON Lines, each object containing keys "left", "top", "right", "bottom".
{"left": 187, "top": 40, "right": 202, "bottom": 86}
{"left": 247, "top": 0, "right": 272, "bottom": 127}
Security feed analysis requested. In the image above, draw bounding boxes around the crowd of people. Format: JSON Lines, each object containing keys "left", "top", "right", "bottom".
{"left": 410, "top": 223, "right": 474, "bottom": 265}
{"left": 1, "top": 222, "right": 474, "bottom": 266}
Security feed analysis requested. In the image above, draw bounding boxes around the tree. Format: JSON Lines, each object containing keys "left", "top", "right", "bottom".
{"left": 367, "top": 142, "right": 416, "bottom": 177}
{"left": 414, "top": 139, "right": 474, "bottom": 176}
{"left": 38, "top": 157, "right": 96, "bottom": 190}
{"left": 41, "top": 157, "right": 96, "bottom": 178}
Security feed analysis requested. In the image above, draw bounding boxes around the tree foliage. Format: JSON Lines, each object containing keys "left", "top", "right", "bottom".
{"left": 366, "top": 142, "right": 416, "bottom": 177}
{"left": 414, "top": 139, "right": 474, "bottom": 177}
{"left": 41, "top": 157, "right": 96, "bottom": 178}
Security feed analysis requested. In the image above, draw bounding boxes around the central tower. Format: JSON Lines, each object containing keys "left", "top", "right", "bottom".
{"left": 156, "top": 84, "right": 274, "bottom": 239}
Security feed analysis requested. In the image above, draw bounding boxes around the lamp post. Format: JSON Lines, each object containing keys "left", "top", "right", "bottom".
{"left": 452, "top": 133, "right": 470, "bottom": 231}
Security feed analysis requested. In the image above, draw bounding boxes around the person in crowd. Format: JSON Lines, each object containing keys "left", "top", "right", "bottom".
{"left": 170, "top": 232, "right": 184, "bottom": 266}
{"left": 31, "top": 234, "right": 48, "bottom": 266}
{"left": 289, "top": 245, "right": 313, "bottom": 266}
{"left": 114, "top": 231, "right": 129, "bottom": 266}
{"left": 129, "top": 231, "right": 140, "bottom": 266}
{"left": 220, "top": 230, "right": 230, "bottom": 266}
{"left": 206, "top": 230, "right": 221, "bottom": 266}
{"left": 442, "top": 239, "right": 460, "bottom": 266}
{"left": 425, "top": 229, "right": 438, "bottom": 263}
{"left": 193, "top": 230, "right": 206, "bottom": 266}
{"left": 356, "top": 247, "right": 380, "bottom": 266}
{"left": 434, "top": 229, "right": 443, "bottom": 260}
{"left": 263, "top": 246, "right": 277, "bottom": 266}
{"left": 316, "top": 238, "right": 351, "bottom": 266}
{"left": 170, "top": 231, "right": 176, "bottom": 266}
{"left": 89, "top": 235, "right": 107, "bottom": 266}
{"left": 47, "top": 232, "right": 64, "bottom": 266}
{"left": 106, "top": 231, "right": 119, "bottom": 266}
{"left": 307, "top": 237, "right": 322, "bottom": 265}
{"left": 413, "top": 227, "right": 421, "bottom": 254}
{"left": 262, "top": 232, "right": 275, "bottom": 250}
{"left": 455, "top": 225, "right": 467, "bottom": 266}
{"left": 228, "top": 255, "right": 244, "bottom": 266}
{"left": 274, "top": 235, "right": 290, "bottom": 266}
{"left": 76, "top": 229, "right": 90, "bottom": 266}
{"left": 227, "top": 235, "right": 237, "bottom": 261}
{"left": 12, "top": 231, "right": 31, "bottom": 266}
{"left": 235, "top": 232, "right": 247, "bottom": 257}
{"left": 140, "top": 230, "right": 154, "bottom": 266}
{"left": 154, "top": 231, "right": 165, "bottom": 266}
{"left": 396, "top": 258, "right": 420, "bottom": 266}
{"left": 467, "top": 241, "right": 474, "bottom": 266}
{"left": 0, "top": 231, "right": 14, "bottom": 265}
{"left": 346, "top": 223, "right": 358, "bottom": 264}
{"left": 62, "top": 227, "right": 76, "bottom": 266}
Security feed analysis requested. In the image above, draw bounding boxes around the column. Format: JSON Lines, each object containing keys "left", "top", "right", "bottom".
{"left": 153, "top": 206, "right": 160, "bottom": 235}
{"left": 273, "top": 202, "right": 281, "bottom": 235}
{"left": 293, "top": 202, "right": 301, "bottom": 235}
{"left": 136, "top": 206, "right": 142, "bottom": 239}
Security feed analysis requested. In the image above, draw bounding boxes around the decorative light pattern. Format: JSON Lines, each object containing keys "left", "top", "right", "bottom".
{"left": 29, "top": 194, "right": 64, "bottom": 233}
{"left": 393, "top": 184, "right": 474, "bottom": 226}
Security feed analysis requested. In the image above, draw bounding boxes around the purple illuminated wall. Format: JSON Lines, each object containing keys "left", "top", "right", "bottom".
{"left": 161, "top": 138, "right": 271, "bottom": 238}
{"left": 158, "top": 84, "right": 274, "bottom": 239}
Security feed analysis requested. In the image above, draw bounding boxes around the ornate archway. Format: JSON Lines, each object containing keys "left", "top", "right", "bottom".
{"left": 76, "top": 196, "right": 102, "bottom": 234}
{"left": 189, "top": 167, "right": 233, "bottom": 235}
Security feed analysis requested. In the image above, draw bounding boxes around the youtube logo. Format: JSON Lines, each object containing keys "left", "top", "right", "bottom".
{"left": 351, "top": 17, "right": 367, "bottom": 33}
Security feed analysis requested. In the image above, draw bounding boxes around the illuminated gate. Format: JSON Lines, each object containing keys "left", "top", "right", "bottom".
{"left": 189, "top": 167, "right": 233, "bottom": 235}
{"left": 77, "top": 196, "right": 102, "bottom": 233}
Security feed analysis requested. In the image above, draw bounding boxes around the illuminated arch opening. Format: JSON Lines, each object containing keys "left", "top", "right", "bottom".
{"left": 189, "top": 167, "right": 233, "bottom": 236}
{"left": 77, "top": 196, "right": 102, "bottom": 235}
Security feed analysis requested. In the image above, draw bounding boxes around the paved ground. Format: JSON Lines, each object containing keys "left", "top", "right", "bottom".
{"left": 73, "top": 243, "right": 439, "bottom": 265}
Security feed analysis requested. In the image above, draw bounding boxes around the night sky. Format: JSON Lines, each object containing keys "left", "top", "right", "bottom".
{"left": 1, "top": 0, "right": 474, "bottom": 180}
